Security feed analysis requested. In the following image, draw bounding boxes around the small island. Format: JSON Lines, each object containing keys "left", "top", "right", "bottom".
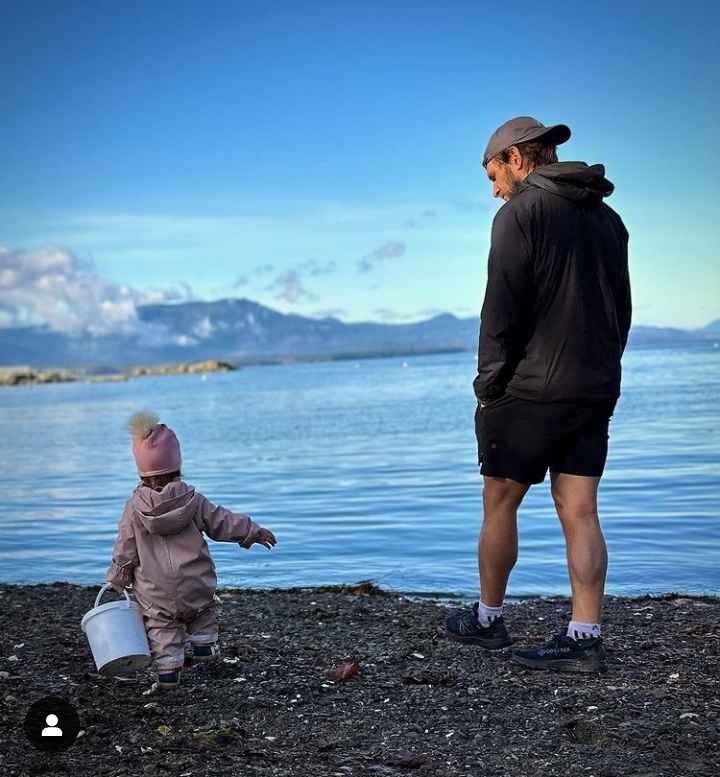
{"left": 0, "top": 359, "right": 236, "bottom": 387}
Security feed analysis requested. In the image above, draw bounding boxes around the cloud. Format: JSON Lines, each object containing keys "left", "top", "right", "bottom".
{"left": 416, "top": 308, "right": 446, "bottom": 319}
{"left": 234, "top": 262, "right": 279, "bottom": 290}
{"left": 312, "top": 307, "right": 347, "bottom": 320}
{"left": 0, "top": 246, "right": 192, "bottom": 336}
{"left": 372, "top": 307, "right": 419, "bottom": 322}
{"left": 296, "top": 259, "right": 337, "bottom": 277}
{"left": 266, "top": 270, "right": 317, "bottom": 304}
{"left": 404, "top": 209, "right": 437, "bottom": 229}
{"left": 262, "top": 259, "right": 337, "bottom": 305}
{"left": 357, "top": 241, "right": 407, "bottom": 273}
{"left": 450, "top": 196, "right": 491, "bottom": 213}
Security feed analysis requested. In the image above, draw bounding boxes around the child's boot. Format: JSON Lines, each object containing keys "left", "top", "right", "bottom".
{"left": 157, "top": 668, "right": 181, "bottom": 689}
{"left": 192, "top": 642, "right": 221, "bottom": 663}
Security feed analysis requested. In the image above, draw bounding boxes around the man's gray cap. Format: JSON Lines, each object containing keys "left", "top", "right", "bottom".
{"left": 483, "top": 116, "right": 571, "bottom": 167}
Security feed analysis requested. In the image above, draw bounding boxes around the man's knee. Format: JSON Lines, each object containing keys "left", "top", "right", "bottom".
{"left": 553, "top": 492, "right": 600, "bottom": 528}
{"left": 483, "top": 476, "right": 529, "bottom": 513}
{"left": 555, "top": 503, "right": 599, "bottom": 528}
{"left": 551, "top": 474, "right": 600, "bottom": 524}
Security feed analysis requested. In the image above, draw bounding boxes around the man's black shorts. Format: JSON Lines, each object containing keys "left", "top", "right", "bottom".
{"left": 475, "top": 394, "right": 617, "bottom": 485}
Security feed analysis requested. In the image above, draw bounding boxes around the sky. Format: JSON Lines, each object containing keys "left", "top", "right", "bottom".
{"left": 1, "top": 0, "right": 719, "bottom": 335}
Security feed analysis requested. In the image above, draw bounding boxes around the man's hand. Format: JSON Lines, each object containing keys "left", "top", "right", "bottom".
{"left": 252, "top": 527, "right": 277, "bottom": 550}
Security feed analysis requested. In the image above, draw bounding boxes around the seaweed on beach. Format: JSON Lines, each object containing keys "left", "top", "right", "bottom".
{"left": 0, "top": 583, "right": 718, "bottom": 776}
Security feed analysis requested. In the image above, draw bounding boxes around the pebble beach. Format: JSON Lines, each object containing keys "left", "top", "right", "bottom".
{"left": 1, "top": 582, "right": 718, "bottom": 777}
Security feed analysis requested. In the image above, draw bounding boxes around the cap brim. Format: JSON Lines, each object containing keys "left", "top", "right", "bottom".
{"left": 529, "top": 123, "right": 571, "bottom": 146}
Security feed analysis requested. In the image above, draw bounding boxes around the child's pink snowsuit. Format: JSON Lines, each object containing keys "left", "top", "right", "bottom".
{"left": 106, "top": 479, "right": 261, "bottom": 670}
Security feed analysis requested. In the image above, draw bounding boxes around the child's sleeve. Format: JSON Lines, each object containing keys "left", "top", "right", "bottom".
{"left": 195, "top": 493, "right": 261, "bottom": 548}
{"left": 106, "top": 500, "right": 139, "bottom": 590}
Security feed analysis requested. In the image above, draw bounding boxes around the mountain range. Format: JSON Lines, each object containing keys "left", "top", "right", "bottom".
{"left": 0, "top": 298, "right": 717, "bottom": 370}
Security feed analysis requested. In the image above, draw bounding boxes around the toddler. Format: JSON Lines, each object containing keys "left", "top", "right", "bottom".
{"left": 106, "top": 411, "right": 276, "bottom": 689}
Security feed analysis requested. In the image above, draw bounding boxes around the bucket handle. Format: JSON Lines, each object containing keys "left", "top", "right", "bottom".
{"left": 94, "top": 582, "right": 132, "bottom": 609}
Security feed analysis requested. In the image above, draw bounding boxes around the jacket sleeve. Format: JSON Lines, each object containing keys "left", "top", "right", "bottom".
{"left": 106, "top": 500, "right": 139, "bottom": 591}
{"left": 474, "top": 206, "right": 534, "bottom": 402}
{"left": 195, "top": 493, "right": 261, "bottom": 548}
{"left": 617, "top": 236, "right": 632, "bottom": 353}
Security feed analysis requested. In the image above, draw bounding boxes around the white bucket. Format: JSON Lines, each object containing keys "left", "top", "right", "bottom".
{"left": 81, "top": 583, "right": 151, "bottom": 676}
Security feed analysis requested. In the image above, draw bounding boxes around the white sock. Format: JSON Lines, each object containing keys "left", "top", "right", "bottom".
{"left": 567, "top": 620, "right": 601, "bottom": 640}
{"left": 477, "top": 600, "right": 503, "bottom": 628}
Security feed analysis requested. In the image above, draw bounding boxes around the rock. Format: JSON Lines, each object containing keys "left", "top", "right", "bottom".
{"left": 129, "top": 360, "right": 235, "bottom": 378}
{"left": 385, "top": 751, "right": 432, "bottom": 769}
{"left": 0, "top": 366, "right": 76, "bottom": 386}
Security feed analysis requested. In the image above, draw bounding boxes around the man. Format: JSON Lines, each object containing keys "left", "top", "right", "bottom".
{"left": 447, "top": 117, "right": 631, "bottom": 672}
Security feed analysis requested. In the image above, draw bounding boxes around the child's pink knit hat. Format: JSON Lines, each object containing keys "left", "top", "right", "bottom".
{"left": 128, "top": 412, "right": 182, "bottom": 477}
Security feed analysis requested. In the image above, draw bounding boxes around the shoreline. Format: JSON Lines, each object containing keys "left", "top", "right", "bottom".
{"left": 0, "top": 579, "right": 720, "bottom": 605}
{"left": 1, "top": 582, "right": 718, "bottom": 776}
{"left": 2, "top": 579, "right": 719, "bottom": 602}
{"left": 0, "top": 347, "right": 469, "bottom": 388}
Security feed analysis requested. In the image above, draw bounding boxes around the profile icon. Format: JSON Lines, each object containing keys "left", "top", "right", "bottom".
{"left": 41, "top": 713, "right": 63, "bottom": 737}
{"left": 24, "top": 696, "right": 79, "bottom": 752}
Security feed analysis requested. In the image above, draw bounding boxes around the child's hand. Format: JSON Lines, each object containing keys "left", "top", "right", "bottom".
{"left": 253, "top": 527, "right": 277, "bottom": 549}
{"left": 107, "top": 580, "right": 131, "bottom": 594}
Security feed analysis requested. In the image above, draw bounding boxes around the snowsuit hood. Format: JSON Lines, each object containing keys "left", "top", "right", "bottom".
{"left": 521, "top": 161, "right": 614, "bottom": 202}
{"left": 131, "top": 480, "right": 198, "bottom": 536}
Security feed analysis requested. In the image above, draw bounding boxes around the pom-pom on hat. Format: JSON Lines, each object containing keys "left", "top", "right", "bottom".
{"left": 129, "top": 411, "right": 182, "bottom": 477}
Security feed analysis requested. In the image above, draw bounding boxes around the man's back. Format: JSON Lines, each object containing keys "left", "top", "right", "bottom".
{"left": 475, "top": 161, "right": 631, "bottom": 403}
{"left": 451, "top": 117, "right": 628, "bottom": 673}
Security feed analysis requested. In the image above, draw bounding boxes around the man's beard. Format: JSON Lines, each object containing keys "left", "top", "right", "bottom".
{"left": 505, "top": 174, "right": 521, "bottom": 200}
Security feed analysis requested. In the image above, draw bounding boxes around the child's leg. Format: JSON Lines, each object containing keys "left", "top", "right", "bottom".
{"left": 187, "top": 606, "right": 220, "bottom": 661}
{"left": 143, "top": 614, "right": 186, "bottom": 684}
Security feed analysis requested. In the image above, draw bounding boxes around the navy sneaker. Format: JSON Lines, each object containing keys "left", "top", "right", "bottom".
{"left": 512, "top": 631, "right": 606, "bottom": 673}
{"left": 192, "top": 642, "right": 220, "bottom": 663}
{"left": 446, "top": 603, "right": 512, "bottom": 649}
{"left": 157, "top": 669, "right": 181, "bottom": 689}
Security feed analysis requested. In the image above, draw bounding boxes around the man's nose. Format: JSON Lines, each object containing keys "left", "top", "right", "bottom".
{"left": 492, "top": 183, "right": 501, "bottom": 198}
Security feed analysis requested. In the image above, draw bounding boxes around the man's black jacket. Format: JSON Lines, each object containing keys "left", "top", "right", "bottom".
{"left": 474, "top": 161, "right": 631, "bottom": 404}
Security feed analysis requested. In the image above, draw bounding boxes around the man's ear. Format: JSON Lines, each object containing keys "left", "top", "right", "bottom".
{"left": 506, "top": 146, "right": 524, "bottom": 171}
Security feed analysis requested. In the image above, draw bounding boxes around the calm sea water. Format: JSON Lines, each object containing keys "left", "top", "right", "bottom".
{"left": 0, "top": 346, "right": 718, "bottom": 597}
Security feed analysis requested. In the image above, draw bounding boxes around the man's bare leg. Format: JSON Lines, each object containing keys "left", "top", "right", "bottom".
{"left": 550, "top": 473, "right": 607, "bottom": 622}
{"left": 447, "top": 475, "right": 529, "bottom": 646}
{"left": 479, "top": 476, "right": 530, "bottom": 606}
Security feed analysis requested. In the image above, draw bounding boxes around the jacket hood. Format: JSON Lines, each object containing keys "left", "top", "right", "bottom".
{"left": 132, "top": 480, "right": 198, "bottom": 536}
{"left": 521, "top": 161, "right": 614, "bottom": 202}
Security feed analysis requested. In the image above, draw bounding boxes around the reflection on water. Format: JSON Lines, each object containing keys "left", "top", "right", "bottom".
{"left": 0, "top": 346, "right": 718, "bottom": 596}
